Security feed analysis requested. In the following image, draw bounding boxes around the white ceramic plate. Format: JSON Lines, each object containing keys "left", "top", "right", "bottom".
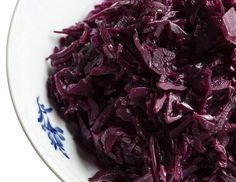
{"left": 7, "top": 0, "right": 102, "bottom": 181}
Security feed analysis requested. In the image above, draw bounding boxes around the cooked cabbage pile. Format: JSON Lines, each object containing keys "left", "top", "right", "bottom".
{"left": 47, "top": 0, "right": 236, "bottom": 181}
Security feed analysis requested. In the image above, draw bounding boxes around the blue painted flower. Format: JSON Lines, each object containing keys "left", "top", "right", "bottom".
{"left": 36, "top": 97, "right": 69, "bottom": 159}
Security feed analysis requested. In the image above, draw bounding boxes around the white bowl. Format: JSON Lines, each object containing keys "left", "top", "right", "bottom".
{"left": 7, "top": 0, "right": 102, "bottom": 181}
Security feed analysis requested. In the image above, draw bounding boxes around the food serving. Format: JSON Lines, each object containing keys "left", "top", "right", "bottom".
{"left": 47, "top": 0, "right": 236, "bottom": 181}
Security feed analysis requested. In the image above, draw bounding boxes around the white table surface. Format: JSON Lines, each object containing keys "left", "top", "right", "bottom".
{"left": 1, "top": 1, "right": 59, "bottom": 181}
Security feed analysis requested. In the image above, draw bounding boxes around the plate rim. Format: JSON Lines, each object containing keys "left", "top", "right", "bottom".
{"left": 6, "top": 1, "right": 64, "bottom": 181}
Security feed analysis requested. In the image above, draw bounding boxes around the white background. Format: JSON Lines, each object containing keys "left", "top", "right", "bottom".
{"left": 0, "top": 1, "right": 59, "bottom": 181}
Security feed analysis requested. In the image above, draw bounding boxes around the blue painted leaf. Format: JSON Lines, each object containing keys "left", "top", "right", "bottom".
{"left": 45, "top": 107, "right": 53, "bottom": 113}
{"left": 59, "top": 148, "right": 70, "bottom": 159}
{"left": 53, "top": 142, "right": 57, "bottom": 150}
{"left": 37, "top": 111, "right": 43, "bottom": 123}
{"left": 46, "top": 118, "right": 54, "bottom": 131}
{"left": 41, "top": 104, "right": 53, "bottom": 113}
{"left": 41, "top": 124, "right": 47, "bottom": 131}
{"left": 40, "top": 104, "right": 47, "bottom": 114}
{"left": 63, "top": 153, "right": 70, "bottom": 159}
{"left": 55, "top": 127, "right": 64, "bottom": 133}
{"left": 59, "top": 147, "right": 65, "bottom": 152}
{"left": 54, "top": 134, "right": 63, "bottom": 147}
{"left": 57, "top": 133, "right": 65, "bottom": 141}
{"left": 48, "top": 132, "right": 56, "bottom": 146}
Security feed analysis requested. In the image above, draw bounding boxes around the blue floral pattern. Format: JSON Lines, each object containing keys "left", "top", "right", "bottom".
{"left": 36, "top": 97, "right": 69, "bottom": 159}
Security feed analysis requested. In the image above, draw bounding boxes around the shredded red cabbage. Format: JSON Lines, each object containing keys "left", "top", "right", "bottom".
{"left": 47, "top": 0, "right": 236, "bottom": 181}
